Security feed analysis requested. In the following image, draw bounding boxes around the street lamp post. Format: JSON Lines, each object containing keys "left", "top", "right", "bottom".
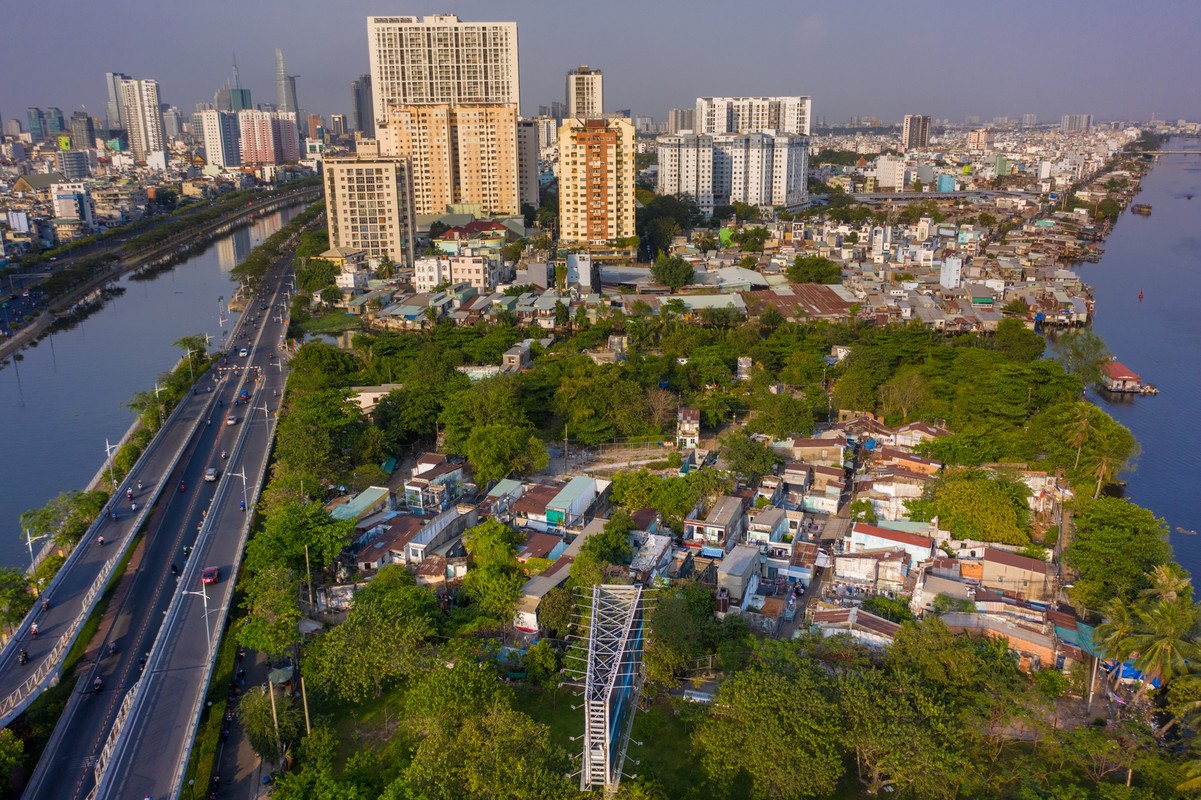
{"left": 182, "top": 584, "right": 213, "bottom": 657}
{"left": 103, "top": 438, "right": 119, "bottom": 489}
{"left": 25, "top": 529, "right": 48, "bottom": 597}
{"left": 232, "top": 466, "right": 250, "bottom": 511}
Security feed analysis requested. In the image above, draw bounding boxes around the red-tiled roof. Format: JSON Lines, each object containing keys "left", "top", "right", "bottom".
{"left": 1101, "top": 360, "right": 1140, "bottom": 381}
{"left": 983, "top": 546, "right": 1048, "bottom": 575}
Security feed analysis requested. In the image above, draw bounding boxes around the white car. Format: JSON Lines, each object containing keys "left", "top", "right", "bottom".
{"left": 204, "top": 467, "right": 219, "bottom": 482}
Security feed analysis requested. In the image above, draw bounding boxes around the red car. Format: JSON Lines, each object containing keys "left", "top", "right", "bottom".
{"left": 201, "top": 566, "right": 220, "bottom": 585}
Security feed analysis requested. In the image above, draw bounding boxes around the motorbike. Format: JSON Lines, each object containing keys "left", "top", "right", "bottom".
{"left": 17, "top": 650, "right": 27, "bottom": 666}
{"left": 93, "top": 677, "right": 103, "bottom": 693}
{"left": 108, "top": 642, "right": 117, "bottom": 656}
{"left": 171, "top": 564, "right": 179, "bottom": 577}
{"left": 97, "top": 536, "right": 105, "bottom": 546}
{"left": 180, "top": 481, "right": 186, "bottom": 492}
{"left": 221, "top": 450, "right": 227, "bottom": 460}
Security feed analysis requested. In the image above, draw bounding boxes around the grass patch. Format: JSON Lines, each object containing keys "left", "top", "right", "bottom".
{"left": 294, "top": 313, "right": 362, "bottom": 336}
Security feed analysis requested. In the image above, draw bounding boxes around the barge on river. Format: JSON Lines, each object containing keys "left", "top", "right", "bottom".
{"left": 1132, "top": 203, "right": 1153, "bottom": 216}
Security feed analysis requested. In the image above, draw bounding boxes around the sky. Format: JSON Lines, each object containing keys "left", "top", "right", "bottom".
{"left": 3, "top": 0, "right": 1200, "bottom": 129}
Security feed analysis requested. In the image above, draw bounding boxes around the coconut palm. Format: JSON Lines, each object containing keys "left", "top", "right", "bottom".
{"left": 1139, "top": 564, "right": 1193, "bottom": 605}
{"left": 1126, "top": 598, "right": 1201, "bottom": 701}
{"left": 1065, "top": 401, "right": 1093, "bottom": 470}
{"left": 1094, "top": 598, "right": 1138, "bottom": 688}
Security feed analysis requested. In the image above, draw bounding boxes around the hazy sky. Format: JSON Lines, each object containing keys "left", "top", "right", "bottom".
{"left": 3, "top": 0, "right": 1199, "bottom": 128}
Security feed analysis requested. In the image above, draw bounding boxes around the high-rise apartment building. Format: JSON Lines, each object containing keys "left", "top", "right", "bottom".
{"left": 566, "top": 65, "right": 603, "bottom": 118}
{"left": 69, "top": 112, "right": 96, "bottom": 150}
{"left": 119, "top": 78, "right": 165, "bottom": 162}
{"left": 1061, "top": 114, "right": 1093, "bottom": 133}
{"left": 323, "top": 139, "right": 417, "bottom": 267}
{"left": 104, "top": 72, "right": 130, "bottom": 130}
{"left": 307, "top": 113, "right": 324, "bottom": 140}
{"left": 695, "top": 96, "right": 811, "bottom": 136}
{"left": 516, "top": 118, "right": 541, "bottom": 210}
{"left": 275, "top": 49, "right": 299, "bottom": 115}
{"left": 45, "top": 108, "right": 66, "bottom": 137}
{"left": 237, "top": 109, "right": 300, "bottom": 165}
{"left": 711, "top": 132, "right": 808, "bottom": 209}
{"left": 351, "top": 75, "right": 375, "bottom": 137}
{"left": 1022, "top": 113, "right": 1038, "bottom": 127}
{"left": 26, "top": 108, "right": 46, "bottom": 141}
{"left": 656, "top": 133, "right": 715, "bottom": 214}
{"left": 329, "top": 114, "right": 347, "bottom": 138}
{"left": 966, "top": 128, "right": 992, "bottom": 151}
{"left": 162, "top": 106, "right": 183, "bottom": 140}
{"left": 901, "top": 114, "right": 930, "bottom": 151}
{"left": 667, "top": 107, "right": 695, "bottom": 134}
{"left": 367, "top": 14, "right": 520, "bottom": 117}
{"left": 55, "top": 150, "right": 92, "bottom": 181}
{"left": 199, "top": 110, "right": 241, "bottom": 168}
{"left": 377, "top": 104, "right": 520, "bottom": 216}
{"left": 557, "top": 117, "right": 636, "bottom": 244}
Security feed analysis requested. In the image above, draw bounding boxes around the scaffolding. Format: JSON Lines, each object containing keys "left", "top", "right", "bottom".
{"left": 580, "top": 584, "right": 646, "bottom": 794}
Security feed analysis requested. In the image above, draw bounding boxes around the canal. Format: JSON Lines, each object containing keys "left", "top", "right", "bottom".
{"left": 0, "top": 205, "right": 303, "bottom": 569}
{"left": 1080, "top": 138, "right": 1201, "bottom": 577}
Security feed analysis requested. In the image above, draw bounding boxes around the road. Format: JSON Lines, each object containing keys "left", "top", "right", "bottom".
{"left": 93, "top": 258, "right": 294, "bottom": 800}
{"left": 18, "top": 259, "right": 294, "bottom": 800}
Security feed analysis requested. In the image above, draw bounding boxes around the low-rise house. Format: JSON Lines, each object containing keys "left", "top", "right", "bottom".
{"left": 873, "top": 447, "right": 941, "bottom": 475}
{"left": 811, "top": 607, "right": 900, "bottom": 649}
{"left": 892, "top": 421, "right": 951, "bottom": 450}
{"left": 628, "top": 530, "right": 673, "bottom": 586}
{"left": 677, "top": 408, "right": 700, "bottom": 449}
{"left": 848, "top": 522, "right": 937, "bottom": 567}
{"left": 981, "top": 547, "right": 1052, "bottom": 602}
{"left": 502, "top": 340, "right": 534, "bottom": 371}
{"left": 546, "top": 476, "right": 608, "bottom": 532}
{"left": 514, "top": 557, "right": 574, "bottom": 634}
{"left": 717, "top": 544, "right": 762, "bottom": 606}
{"left": 939, "top": 611, "right": 1056, "bottom": 671}
{"left": 512, "top": 484, "right": 561, "bottom": 532}
{"left": 833, "top": 547, "right": 911, "bottom": 594}
{"left": 349, "top": 384, "right": 406, "bottom": 416}
{"left": 330, "top": 486, "right": 393, "bottom": 524}
{"left": 404, "top": 459, "right": 467, "bottom": 513}
{"left": 791, "top": 435, "right": 847, "bottom": 466}
{"left": 685, "top": 496, "right": 746, "bottom": 554}
{"left": 1100, "top": 359, "right": 1142, "bottom": 393}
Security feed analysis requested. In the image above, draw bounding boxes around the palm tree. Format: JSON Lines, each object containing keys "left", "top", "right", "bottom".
{"left": 1095, "top": 598, "right": 1138, "bottom": 682}
{"left": 1091, "top": 451, "right": 1117, "bottom": 499}
{"left": 1066, "top": 402, "right": 1093, "bottom": 470}
{"left": 1140, "top": 564, "right": 1192, "bottom": 604}
{"left": 1126, "top": 599, "right": 1200, "bottom": 699}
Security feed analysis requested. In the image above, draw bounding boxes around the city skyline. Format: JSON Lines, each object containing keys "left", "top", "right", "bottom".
{"left": 2, "top": 0, "right": 1199, "bottom": 129}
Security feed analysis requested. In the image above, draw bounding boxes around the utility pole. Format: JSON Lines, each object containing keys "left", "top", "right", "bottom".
{"left": 268, "top": 678, "right": 282, "bottom": 765}
{"left": 303, "top": 544, "right": 314, "bottom": 608}
{"left": 232, "top": 466, "right": 250, "bottom": 511}
{"left": 103, "top": 438, "right": 118, "bottom": 489}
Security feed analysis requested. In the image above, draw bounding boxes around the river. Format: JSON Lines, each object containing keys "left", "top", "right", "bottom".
{"left": 0, "top": 205, "right": 302, "bottom": 569}
{"left": 1080, "top": 138, "right": 1201, "bottom": 577}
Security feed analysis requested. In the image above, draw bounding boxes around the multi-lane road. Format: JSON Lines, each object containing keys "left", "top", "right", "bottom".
{"left": 16, "top": 256, "right": 295, "bottom": 799}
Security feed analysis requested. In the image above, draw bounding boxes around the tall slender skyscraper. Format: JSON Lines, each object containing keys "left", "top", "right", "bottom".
{"left": 27, "top": 108, "right": 46, "bottom": 141}
{"left": 70, "top": 111, "right": 96, "bottom": 149}
{"left": 104, "top": 71, "right": 130, "bottom": 129}
{"left": 351, "top": 74, "right": 375, "bottom": 137}
{"left": 119, "top": 78, "right": 165, "bottom": 162}
{"left": 275, "top": 49, "right": 299, "bottom": 115}
{"left": 901, "top": 114, "right": 930, "bottom": 151}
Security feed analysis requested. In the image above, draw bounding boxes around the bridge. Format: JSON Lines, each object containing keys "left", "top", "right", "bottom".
{"left": 1144, "top": 150, "right": 1201, "bottom": 156}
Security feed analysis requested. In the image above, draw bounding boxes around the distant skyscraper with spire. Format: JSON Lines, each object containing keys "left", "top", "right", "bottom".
{"left": 275, "top": 49, "right": 299, "bottom": 115}
{"left": 215, "top": 57, "right": 252, "bottom": 113}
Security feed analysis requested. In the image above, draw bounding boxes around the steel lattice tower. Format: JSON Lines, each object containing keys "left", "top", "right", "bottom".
{"left": 580, "top": 584, "right": 646, "bottom": 793}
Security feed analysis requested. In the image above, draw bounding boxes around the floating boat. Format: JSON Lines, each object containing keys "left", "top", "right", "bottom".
{"left": 1139, "top": 289, "right": 1144, "bottom": 301}
{"left": 1176, "top": 527, "right": 1197, "bottom": 536}
{"left": 1132, "top": 203, "right": 1152, "bottom": 215}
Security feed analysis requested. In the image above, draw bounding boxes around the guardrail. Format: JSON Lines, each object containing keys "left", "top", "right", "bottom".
{"left": 0, "top": 385, "right": 210, "bottom": 728}
{"left": 91, "top": 291, "right": 287, "bottom": 798}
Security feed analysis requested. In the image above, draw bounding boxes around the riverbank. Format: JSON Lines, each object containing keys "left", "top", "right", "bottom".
{"left": 0, "top": 187, "right": 319, "bottom": 364}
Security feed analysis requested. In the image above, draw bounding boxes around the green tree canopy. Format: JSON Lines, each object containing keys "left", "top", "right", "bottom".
{"left": 650, "top": 253, "right": 694, "bottom": 290}
{"left": 1064, "top": 497, "right": 1172, "bottom": 610}
{"left": 906, "top": 469, "right": 1031, "bottom": 545}
{"left": 786, "top": 255, "right": 842, "bottom": 284}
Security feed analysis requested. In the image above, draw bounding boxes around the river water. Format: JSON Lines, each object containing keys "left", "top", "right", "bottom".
{"left": 0, "top": 206, "right": 301, "bottom": 569}
{"left": 1080, "top": 139, "right": 1201, "bottom": 577}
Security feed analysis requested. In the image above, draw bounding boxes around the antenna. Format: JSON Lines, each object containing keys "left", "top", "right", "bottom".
{"left": 232, "top": 53, "right": 242, "bottom": 89}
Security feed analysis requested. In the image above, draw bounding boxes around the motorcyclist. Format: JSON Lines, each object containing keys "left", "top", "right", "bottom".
{"left": 97, "top": 535, "right": 105, "bottom": 546}
{"left": 171, "top": 563, "right": 179, "bottom": 577}
{"left": 108, "top": 641, "right": 117, "bottom": 655}
{"left": 180, "top": 481, "right": 186, "bottom": 492}
{"left": 131, "top": 502, "right": 137, "bottom": 511}
{"left": 93, "top": 676, "right": 103, "bottom": 692}
{"left": 41, "top": 598, "right": 49, "bottom": 611}
{"left": 111, "top": 509, "right": 118, "bottom": 521}
{"left": 240, "top": 500, "right": 247, "bottom": 512}
{"left": 17, "top": 650, "right": 27, "bottom": 665}
{"left": 126, "top": 488, "right": 133, "bottom": 500}
{"left": 137, "top": 479, "right": 143, "bottom": 491}
{"left": 30, "top": 622, "right": 39, "bottom": 637}
{"left": 221, "top": 449, "right": 227, "bottom": 460}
